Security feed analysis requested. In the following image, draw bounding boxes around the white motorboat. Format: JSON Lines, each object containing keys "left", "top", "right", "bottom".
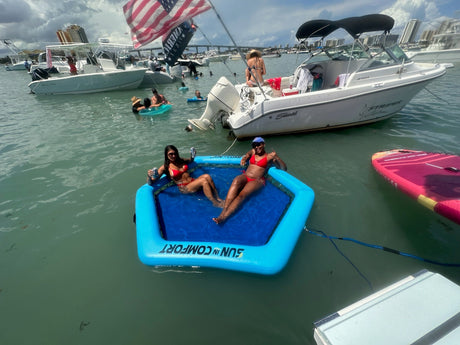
{"left": 188, "top": 14, "right": 446, "bottom": 139}
{"left": 2, "top": 39, "right": 30, "bottom": 71}
{"left": 204, "top": 50, "right": 230, "bottom": 62}
{"left": 28, "top": 43, "right": 147, "bottom": 95}
{"left": 406, "top": 19, "right": 460, "bottom": 64}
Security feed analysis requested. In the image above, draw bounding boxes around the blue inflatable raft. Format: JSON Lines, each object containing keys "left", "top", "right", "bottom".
{"left": 139, "top": 104, "right": 172, "bottom": 116}
{"left": 134, "top": 156, "right": 315, "bottom": 275}
{"left": 187, "top": 97, "right": 207, "bottom": 103}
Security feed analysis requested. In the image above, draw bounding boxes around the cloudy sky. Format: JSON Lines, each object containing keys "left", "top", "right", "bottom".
{"left": 1, "top": 0, "right": 458, "bottom": 56}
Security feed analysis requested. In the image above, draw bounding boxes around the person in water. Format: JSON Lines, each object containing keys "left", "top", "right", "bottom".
{"left": 131, "top": 96, "right": 145, "bottom": 113}
{"left": 194, "top": 90, "right": 203, "bottom": 99}
{"left": 213, "top": 137, "right": 286, "bottom": 224}
{"left": 151, "top": 88, "right": 170, "bottom": 107}
{"left": 147, "top": 145, "right": 224, "bottom": 207}
{"left": 245, "top": 49, "right": 266, "bottom": 87}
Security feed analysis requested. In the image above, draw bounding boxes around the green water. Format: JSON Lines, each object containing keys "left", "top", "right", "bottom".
{"left": 1, "top": 57, "right": 460, "bottom": 344}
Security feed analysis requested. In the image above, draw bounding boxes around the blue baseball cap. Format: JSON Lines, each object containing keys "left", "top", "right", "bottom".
{"left": 252, "top": 137, "right": 265, "bottom": 143}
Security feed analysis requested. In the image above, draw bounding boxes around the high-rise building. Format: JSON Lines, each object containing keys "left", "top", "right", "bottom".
{"left": 399, "top": 19, "right": 421, "bottom": 44}
{"left": 56, "top": 25, "right": 89, "bottom": 44}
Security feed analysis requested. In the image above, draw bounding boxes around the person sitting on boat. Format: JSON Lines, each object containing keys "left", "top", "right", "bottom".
{"left": 245, "top": 49, "right": 266, "bottom": 87}
{"left": 151, "top": 88, "right": 171, "bottom": 108}
{"left": 213, "top": 137, "right": 287, "bottom": 224}
{"left": 131, "top": 96, "right": 145, "bottom": 113}
{"left": 147, "top": 145, "right": 224, "bottom": 207}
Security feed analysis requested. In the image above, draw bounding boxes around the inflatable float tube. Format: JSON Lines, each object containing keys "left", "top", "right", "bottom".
{"left": 187, "top": 97, "right": 207, "bottom": 103}
{"left": 179, "top": 86, "right": 189, "bottom": 91}
{"left": 134, "top": 156, "right": 315, "bottom": 275}
{"left": 139, "top": 104, "right": 172, "bottom": 116}
{"left": 372, "top": 149, "right": 460, "bottom": 225}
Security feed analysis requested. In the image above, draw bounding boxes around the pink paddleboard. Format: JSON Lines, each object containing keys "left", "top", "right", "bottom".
{"left": 372, "top": 149, "right": 460, "bottom": 225}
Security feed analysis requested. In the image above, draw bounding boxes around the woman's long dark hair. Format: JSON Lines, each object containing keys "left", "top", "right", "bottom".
{"left": 163, "top": 145, "right": 185, "bottom": 178}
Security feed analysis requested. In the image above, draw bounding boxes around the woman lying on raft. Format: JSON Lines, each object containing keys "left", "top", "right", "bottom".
{"left": 147, "top": 145, "right": 224, "bottom": 207}
{"left": 213, "top": 137, "right": 287, "bottom": 224}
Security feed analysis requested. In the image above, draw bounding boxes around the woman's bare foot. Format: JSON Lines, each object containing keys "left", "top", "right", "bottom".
{"left": 213, "top": 216, "right": 225, "bottom": 224}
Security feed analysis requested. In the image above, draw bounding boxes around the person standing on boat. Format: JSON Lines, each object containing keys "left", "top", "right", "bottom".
{"left": 151, "top": 88, "right": 170, "bottom": 108}
{"left": 213, "top": 137, "right": 286, "bottom": 224}
{"left": 147, "top": 145, "right": 224, "bottom": 207}
{"left": 245, "top": 49, "right": 266, "bottom": 87}
{"left": 66, "top": 56, "right": 77, "bottom": 75}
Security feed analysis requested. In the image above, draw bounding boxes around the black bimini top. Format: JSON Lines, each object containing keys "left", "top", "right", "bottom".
{"left": 296, "top": 14, "right": 394, "bottom": 40}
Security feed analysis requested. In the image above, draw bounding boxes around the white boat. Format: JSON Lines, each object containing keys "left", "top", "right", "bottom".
{"left": 2, "top": 39, "right": 30, "bottom": 71}
{"left": 313, "top": 270, "right": 460, "bottom": 345}
{"left": 406, "top": 19, "right": 460, "bottom": 64}
{"left": 204, "top": 50, "right": 230, "bottom": 62}
{"left": 188, "top": 14, "right": 446, "bottom": 139}
{"left": 28, "top": 43, "right": 147, "bottom": 95}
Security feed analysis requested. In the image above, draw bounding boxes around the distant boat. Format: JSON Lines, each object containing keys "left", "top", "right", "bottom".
{"left": 406, "top": 19, "right": 460, "bottom": 64}
{"left": 188, "top": 14, "right": 446, "bottom": 138}
{"left": 28, "top": 43, "right": 147, "bottom": 95}
{"left": 204, "top": 50, "right": 230, "bottom": 62}
{"left": 2, "top": 39, "right": 29, "bottom": 71}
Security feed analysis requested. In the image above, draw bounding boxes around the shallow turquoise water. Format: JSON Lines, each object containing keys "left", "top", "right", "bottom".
{"left": 1, "top": 57, "right": 460, "bottom": 344}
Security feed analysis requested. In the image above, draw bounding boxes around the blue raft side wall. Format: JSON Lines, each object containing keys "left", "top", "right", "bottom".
{"left": 135, "top": 156, "right": 315, "bottom": 275}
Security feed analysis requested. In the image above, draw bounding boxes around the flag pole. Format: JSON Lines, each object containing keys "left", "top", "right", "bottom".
{"left": 208, "top": 0, "right": 267, "bottom": 99}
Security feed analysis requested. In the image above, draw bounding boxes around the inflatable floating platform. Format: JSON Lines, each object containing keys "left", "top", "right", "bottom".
{"left": 135, "top": 156, "right": 315, "bottom": 274}
{"left": 139, "top": 104, "right": 172, "bottom": 116}
{"left": 372, "top": 149, "right": 460, "bottom": 225}
{"left": 187, "top": 97, "right": 207, "bottom": 102}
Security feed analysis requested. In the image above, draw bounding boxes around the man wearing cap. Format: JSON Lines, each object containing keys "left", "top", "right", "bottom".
{"left": 213, "top": 137, "right": 286, "bottom": 224}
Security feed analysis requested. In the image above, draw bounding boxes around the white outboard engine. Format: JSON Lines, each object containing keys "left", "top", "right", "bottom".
{"left": 187, "top": 76, "right": 240, "bottom": 130}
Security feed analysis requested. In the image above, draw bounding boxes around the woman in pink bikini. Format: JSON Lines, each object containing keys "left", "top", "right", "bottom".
{"left": 147, "top": 145, "right": 224, "bottom": 207}
{"left": 213, "top": 137, "right": 287, "bottom": 224}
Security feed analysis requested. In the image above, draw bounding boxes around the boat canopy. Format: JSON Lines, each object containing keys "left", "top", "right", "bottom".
{"left": 296, "top": 14, "right": 394, "bottom": 40}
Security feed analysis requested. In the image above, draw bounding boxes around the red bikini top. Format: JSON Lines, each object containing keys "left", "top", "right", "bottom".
{"left": 170, "top": 164, "right": 188, "bottom": 179}
{"left": 249, "top": 154, "right": 268, "bottom": 168}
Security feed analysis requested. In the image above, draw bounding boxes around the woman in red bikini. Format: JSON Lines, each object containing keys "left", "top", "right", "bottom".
{"left": 147, "top": 145, "right": 224, "bottom": 207}
{"left": 213, "top": 137, "right": 287, "bottom": 224}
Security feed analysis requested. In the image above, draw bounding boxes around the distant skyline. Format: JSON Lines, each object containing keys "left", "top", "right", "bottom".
{"left": 1, "top": 0, "right": 459, "bottom": 56}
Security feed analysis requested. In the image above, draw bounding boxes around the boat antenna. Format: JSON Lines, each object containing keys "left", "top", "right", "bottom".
{"left": 208, "top": 1, "right": 268, "bottom": 99}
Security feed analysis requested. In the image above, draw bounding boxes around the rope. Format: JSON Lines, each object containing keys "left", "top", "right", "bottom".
{"left": 423, "top": 86, "right": 450, "bottom": 105}
{"left": 220, "top": 137, "right": 238, "bottom": 156}
{"left": 305, "top": 227, "right": 460, "bottom": 267}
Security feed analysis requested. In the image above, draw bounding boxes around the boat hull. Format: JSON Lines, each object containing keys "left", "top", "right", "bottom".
{"left": 228, "top": 65, "right": 445, "bottom": 138}
{"left": 407, "top": 48, "right": 460, "bottom": 64}
{"left": 28, "top": 68, "right": 147, "bottom": 95}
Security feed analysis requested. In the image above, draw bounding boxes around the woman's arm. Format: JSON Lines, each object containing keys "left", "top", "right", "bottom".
{"left": 240, "top": 150, "right": 254, "bottom": 166}
{"left": 147, "top": 165, "right": 165, "bottom": 184}
{"left": 269, "top": 152, "right": 287, "bottom": 171}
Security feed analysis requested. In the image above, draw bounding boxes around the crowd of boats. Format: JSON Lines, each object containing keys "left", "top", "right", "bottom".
{"left": 2, "top": 14, "right": 458, "bottom": 139}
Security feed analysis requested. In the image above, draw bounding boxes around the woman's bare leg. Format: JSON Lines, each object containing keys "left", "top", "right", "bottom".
{"left": 213, "top": 177, "right": 263, "bottom": 224}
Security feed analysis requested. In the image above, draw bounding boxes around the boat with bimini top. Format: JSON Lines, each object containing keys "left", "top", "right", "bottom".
{"left": 188, "top": 14, "right": 446, "bottom": 138}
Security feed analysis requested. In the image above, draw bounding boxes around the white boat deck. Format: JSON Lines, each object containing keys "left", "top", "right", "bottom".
{"left": 314, "top": 270, "right": 460, "bottom": 345}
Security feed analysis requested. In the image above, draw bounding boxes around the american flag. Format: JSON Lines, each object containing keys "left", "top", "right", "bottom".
{"left": 123, "top": 0, "right": 211, "bottom": 48}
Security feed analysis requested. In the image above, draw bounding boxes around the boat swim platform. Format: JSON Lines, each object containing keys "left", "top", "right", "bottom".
{"left": 313, "top": 269, "right": 460, "bottom": 345}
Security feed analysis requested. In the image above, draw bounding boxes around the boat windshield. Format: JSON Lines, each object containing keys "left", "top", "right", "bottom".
{"left": 359, "top": 44, "right": 411, "bottom": 70}
{"left": 305, "top": 43, "right": 372, "bottom": 64}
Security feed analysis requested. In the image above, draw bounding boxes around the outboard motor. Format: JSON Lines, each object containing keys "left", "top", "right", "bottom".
{"left": 187, "top": 76, "right": 240, "bottom": 130}
{"left": 31, "top": 68, "right": 50, "bottom": 81}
